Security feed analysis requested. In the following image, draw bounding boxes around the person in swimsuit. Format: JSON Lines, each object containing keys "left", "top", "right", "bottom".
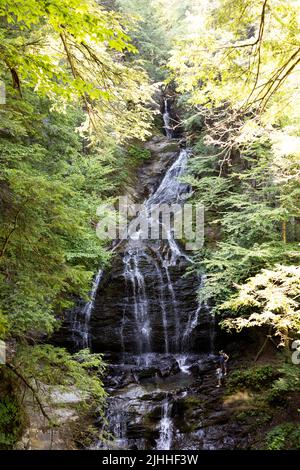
{"left": 219, "top": 350, "right": 229, "bottom": 375}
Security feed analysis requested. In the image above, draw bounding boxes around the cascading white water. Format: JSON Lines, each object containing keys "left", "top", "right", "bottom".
{"left": 163, "top": 98, "right": 174, "bottom": 139}
{"left": 156, "top": 399, "right": 173, "bottom": 450}
{"left": 91, "top": 111, "right": 215, "bottom": 449}
{"left": 121, "top": 147, "right": 191, "bottom": 355}
{"left": 145, "top": 253, "right": 169, "bottom": 353}
{"left": 72, "top": 269, "right": 103, "bottom": 349}
{"left": 147, "top": 146, "right": 190, "bottom": 206}
{"left": 175, "top": 354, "right": 191, "bottom": 374}
{"left": 91, "top": 397, "right": 128, "bottom": 450}
{"left": 182, "top": 274, "right": 208, "bottom": 347}
{"left": 157, "top": 251, "right": 181, "bottom": 350}
{"left": 123, "top": 249, "right": 151, "bottom": 354}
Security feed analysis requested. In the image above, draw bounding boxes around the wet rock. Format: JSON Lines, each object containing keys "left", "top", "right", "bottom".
{"left": 203, "top": 410, "right": 232, "bottom": 427}
{"left": 140, "top": 392, "right": 167, "bottom": 402}
{"left": 90, "top": 250, "right": 211, "bottom": 354}
{"left": 138, "top": 367, "right": 160, "bottom": 380}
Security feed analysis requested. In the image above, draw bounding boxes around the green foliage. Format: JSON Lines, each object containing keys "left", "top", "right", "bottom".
{"left": 117, "top": 0, "right": 171, "bottom": 80}
{"left": 0, "top": 396, "right": 23, "bottom": 449}
{"left": 220, "top": 265, "right": 300, "bottom": 347}
{"left": 235, "top": 409, "right": 272, "bottom": 429}
{"left": 226, "top": 363, "right": 300, "bottom": 447}
{"left": 0, "top": 311, "right": 8, "bottom": 339}
{"left": 266, "top": 363, "right": 300, "bottom": 406}
{"left": 266, "top": 423, "right": 300, "bottom": 450}
{"left": 117, "top": 0, "right": 204, "bottom": 80}
{"left": 170, "top": 0, "right": 300, "bottom": 128}
{"left": 73, "top": 348, "right": 105, "bottom": 370}
{"left": 15, "top": 345, "right": 106, "bottom": 409}
{"left": 227, "top": 363, "right": 300, "bottom": 409}
{"left": 127, "top": 145, "right": 151, "bottom": 162}
{"left": 0, "top": 0, "right": 154, "bottom": 141}
{"left": 168, "top": 2, "right": 300, "bottom": 329}
{"left": 227, "top": 365, "right": 278, "bottom": 393}
{"left": 0, "top": 368, "right": 25, "bottom": 450}
{"left": 0, "top": 92, "right": 115, "bottom": 338}
{"left": 183, "top": 126, "right": 300, "bottom": 326}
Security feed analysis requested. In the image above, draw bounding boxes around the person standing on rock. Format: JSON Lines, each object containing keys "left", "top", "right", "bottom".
{"left": 219, "top": 350, "right": 229, "bottom": 376}
{"left": 216, "top": 366, "right": 223, "bottom": 388}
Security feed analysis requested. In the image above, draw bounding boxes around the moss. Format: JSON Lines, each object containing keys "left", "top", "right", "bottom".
{"left": 0, "top": 397, "right": 24, "bottom": 449}
{"left": 178, "top": 396, "right": 201, "bottom": 410}
{"left": 265, "top": 363, "right": 300, "bottom": 407}
{"left": 177, "top": 420, "right": 199, "bottom": 433}
{"left": 144, "top": 406, "right": 162, "bottom": 421}
{"left": 265, "top": 387, "right": 289, "bottom": 407}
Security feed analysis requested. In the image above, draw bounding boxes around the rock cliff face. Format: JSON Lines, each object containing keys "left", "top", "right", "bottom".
{"left": 90, "top": 251, "right": 212, "bottom": 355}
{"left": 15, "top": 387, "right": 86, "bottom": 450}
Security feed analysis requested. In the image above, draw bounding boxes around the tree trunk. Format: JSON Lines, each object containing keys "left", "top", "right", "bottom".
{"left": 282, "top": 220, "right": 287, "bottom": 243}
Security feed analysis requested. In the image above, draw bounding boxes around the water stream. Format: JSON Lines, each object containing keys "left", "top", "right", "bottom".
{"left": 156, "top": 398, "right": 173, "bottom": 450}
{"left": 71, "top": 269, "right": 103, "bottom": 349}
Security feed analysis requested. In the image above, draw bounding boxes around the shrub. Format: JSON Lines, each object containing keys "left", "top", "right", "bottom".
{"left": 127, "top": 145, "right": 151, "bottom": 162}
{"left": 266, "top": 364, "right": 300, "bottom": 406}
{"left": 227, "top": 365, "right": 278, "bottom": 392}
{"left": 266, "top": 423, "right": 300, "bottom": 450}
{"left": 0, "top": 396, "right": 24, "bottom": 449}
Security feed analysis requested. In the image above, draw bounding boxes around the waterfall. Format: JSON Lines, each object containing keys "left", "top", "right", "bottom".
{"left": 145, "top": 253, "right": 169, "bottom": 353}
{"left": 156, "top": 399, "right": 173, "bottom": 450}
{"left": 120, "top": 146, "right": 191, "bottom": 355}
{"left": 182, "top": 274, "right": 207, "bottom": 348}
{"left": 118, "top": 143, "right": 192, "bottom": 357}
{"left": 90, "top": 114, "right": 215, "bottom": 448}
{"left": 72, "top": 269, "right": 103, "bottom": 349}
{"left": 123, "top": 249, "right": 151, "bottom": 354}
{"left": 160, "top": 253, "right": 181, "bottom": 351}
{"left": 163, "top": 98, "right": 174, "bottom": 139}
{"left": 106, "top": 398, "right": 128, "bottom": 445}
{"left": 147, "top": 146, "right": 190, "bottom": 206}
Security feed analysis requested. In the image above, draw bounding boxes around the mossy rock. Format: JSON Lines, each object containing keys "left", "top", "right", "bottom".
{"left": 235, "top": 408, "right": 273, "bottom": 427}
{"left": 175, "top": 395, "right": 202, "bottom": 414}
{"left": 175, "top": 419, "right": 199, "bottom": 434}
{"left": 144, "top": 406, "right": 162, "bottom": 421}
{"left": 140, "top": 392, "right": 166, "bottom": 402}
